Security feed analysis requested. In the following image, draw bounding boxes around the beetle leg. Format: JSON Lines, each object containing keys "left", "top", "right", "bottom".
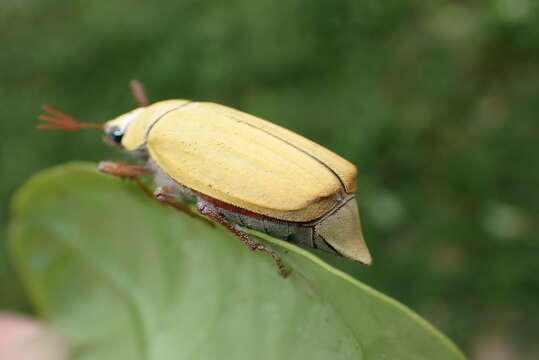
{"left": 154, "top": 187, "right": 215, "bottom": 227}
{"left": 197, "top": 201, "right": 291, "bottom": 278}
{"left": 98, "top": 160, "right": 153, "bottom": 197}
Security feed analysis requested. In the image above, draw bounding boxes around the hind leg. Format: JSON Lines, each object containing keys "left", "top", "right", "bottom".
{"left": 197, "top": 200, "right": 291, "bottom": 277}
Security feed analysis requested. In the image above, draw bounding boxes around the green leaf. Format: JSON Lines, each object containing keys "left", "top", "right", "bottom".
{"left": 8, "top": 162, "right": 465, "bottom": 360}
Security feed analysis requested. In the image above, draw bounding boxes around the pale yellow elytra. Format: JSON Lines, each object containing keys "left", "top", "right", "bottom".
{"left": 38, "top": 81, "right": 372, "bottom": 275}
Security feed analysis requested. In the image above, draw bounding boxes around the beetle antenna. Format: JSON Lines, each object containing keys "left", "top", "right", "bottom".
{"left": 37, "top": 105, "right": 103, "bottom": 131}
{"left": 130, "top": 79, "right": 150, "bottom": 107}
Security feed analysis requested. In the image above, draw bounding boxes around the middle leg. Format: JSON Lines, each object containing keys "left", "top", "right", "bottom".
{"left": 154, "top": 186, "right": 215, "bottom": 227}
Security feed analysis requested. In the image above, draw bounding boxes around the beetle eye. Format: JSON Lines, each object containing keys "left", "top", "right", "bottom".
{"left": 107, "top": 127, "right": 124, "bottom": 145}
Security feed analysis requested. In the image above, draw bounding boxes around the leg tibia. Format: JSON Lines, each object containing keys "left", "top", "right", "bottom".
{"left": 197, "top": 201, "right": 291, "bottom": 277}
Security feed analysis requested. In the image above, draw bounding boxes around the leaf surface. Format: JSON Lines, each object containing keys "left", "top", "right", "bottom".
{"left": 8, "top": 163, "right": 465, "bottom": 360}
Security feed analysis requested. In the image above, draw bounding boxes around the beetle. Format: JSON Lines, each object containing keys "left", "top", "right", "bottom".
{"left": 38, "top": 81, "right": 372, "bottom": 276}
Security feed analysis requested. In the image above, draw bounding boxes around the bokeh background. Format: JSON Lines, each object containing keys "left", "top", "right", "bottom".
{"left": 1, "top": 0, "right": 538, "bottom": 358}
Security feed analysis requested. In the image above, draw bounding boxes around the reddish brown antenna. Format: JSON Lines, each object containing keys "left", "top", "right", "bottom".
{"left": 130, "top": 79, "right": 150, "bottom": 106}
{"left": 37, "top": 105, "right": 103, "bottom": 131}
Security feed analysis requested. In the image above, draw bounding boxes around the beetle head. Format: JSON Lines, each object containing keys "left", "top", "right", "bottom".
{"left": 103, "top": 108, "right": 145, "bottom": 148}
{"left": 38, "top": 81, "right": 188, "bottom": 154}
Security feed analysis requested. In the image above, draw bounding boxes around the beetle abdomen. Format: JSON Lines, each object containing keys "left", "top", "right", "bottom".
{"left": 314, "top": 197, "right": 371, "bottom": 265}
{"left": 213, "top": 194, "right": 371, "bottom": 265}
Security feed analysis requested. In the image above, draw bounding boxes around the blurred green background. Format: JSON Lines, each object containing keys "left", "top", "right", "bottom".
{"left": 1, "top": 0, "right": 538, "bottom": 358}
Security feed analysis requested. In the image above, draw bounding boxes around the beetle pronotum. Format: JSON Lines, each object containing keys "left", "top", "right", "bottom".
{"left": 38, "top": 81, "right": 372, "bottom": 276}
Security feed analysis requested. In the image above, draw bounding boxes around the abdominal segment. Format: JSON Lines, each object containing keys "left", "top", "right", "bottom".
{"left": 214, "top": 200, "right": 349, "bottom": 257}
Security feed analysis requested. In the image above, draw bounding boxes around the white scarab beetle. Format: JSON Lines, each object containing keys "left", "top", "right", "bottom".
{"left": 38, "top": 81, "right": 372, "bottom": 276}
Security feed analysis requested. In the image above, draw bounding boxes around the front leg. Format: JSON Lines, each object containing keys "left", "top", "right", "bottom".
{"left": 98, "top": 160, "right": 152, "bottom": 196}
{"left": 197, "top": 200, "right": 292, "bottom": 278}
{"left": 99, "top": 161, "right": 213, "bottom": 226}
